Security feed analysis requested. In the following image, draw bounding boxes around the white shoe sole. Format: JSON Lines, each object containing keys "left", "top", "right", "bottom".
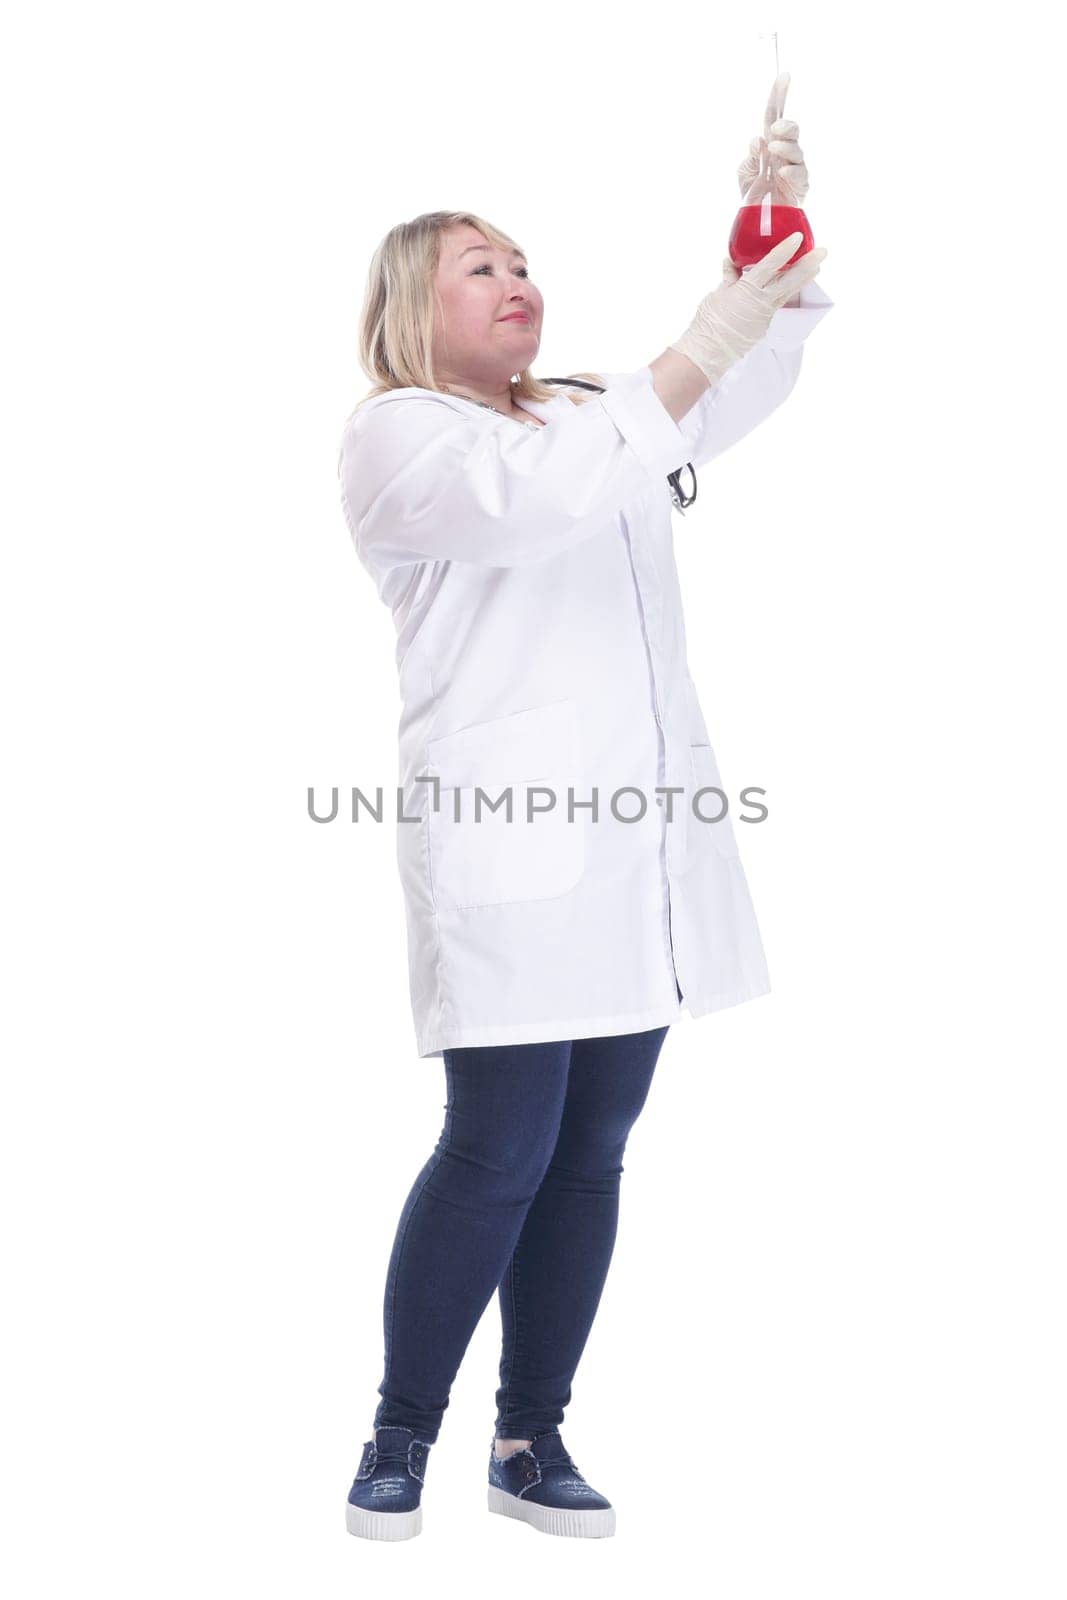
{"left": 488, "top": 1484, "right": 616, "bottom": 1538}
{"left": 346, "top": 1500, "right": 422, "bottom": 1541}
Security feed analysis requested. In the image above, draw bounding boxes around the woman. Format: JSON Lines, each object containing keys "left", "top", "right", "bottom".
{"left": 337, "top": 170, "right": 831, "bottom": 1539}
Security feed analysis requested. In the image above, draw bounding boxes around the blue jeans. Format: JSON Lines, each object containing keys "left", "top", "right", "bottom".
{"left": 372, "top": 1024, "right": 671, "bottom": 1444}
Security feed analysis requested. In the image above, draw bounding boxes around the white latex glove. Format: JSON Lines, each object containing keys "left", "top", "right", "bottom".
{"left": 737, "top": 72, "right": 810, "bottom": 209}
{"left": 669, "top": 230, "right": 827, "bottom": 389}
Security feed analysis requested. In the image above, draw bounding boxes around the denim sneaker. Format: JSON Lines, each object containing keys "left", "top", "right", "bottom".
{"left": 346, "top": 1425, "right": 433, "bottom": 1541}
{"left": 487, "top": 1428, "right": 616, "bottom": 1538}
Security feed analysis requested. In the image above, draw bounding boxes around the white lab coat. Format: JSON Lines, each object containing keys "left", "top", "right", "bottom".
{"left": 338, "top": 281, "right": 833, "bottom": 1057}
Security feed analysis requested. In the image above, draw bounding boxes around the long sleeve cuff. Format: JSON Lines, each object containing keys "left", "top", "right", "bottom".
{"left": 762, "top": 278, "right": 834, "bottom": 351}
{"left": 598, "top": 365, "right": 690, "bottom": 479}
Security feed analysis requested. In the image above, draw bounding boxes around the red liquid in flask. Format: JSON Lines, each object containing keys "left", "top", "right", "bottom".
{"left": 728, "top": 204, "right": 814, "bottom": 271}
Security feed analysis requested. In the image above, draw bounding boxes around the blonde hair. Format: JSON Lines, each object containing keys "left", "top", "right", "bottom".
{"left": 352, "top": 210, "right": 604, "bottom": 412}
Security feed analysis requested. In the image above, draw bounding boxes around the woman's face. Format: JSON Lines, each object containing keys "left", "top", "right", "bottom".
{"left": 431, "top": 224, "right": 543, "bottom": 386}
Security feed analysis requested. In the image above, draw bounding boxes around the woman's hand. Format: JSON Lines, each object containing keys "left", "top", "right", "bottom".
{"left": 669, "top": 230, "right": 827, "bottom": 392}
{"left": 721, "top": 250, "right": 801, "bottom": 309}
{"left": 737, "top": 72, "right": 810, "bottom": 209}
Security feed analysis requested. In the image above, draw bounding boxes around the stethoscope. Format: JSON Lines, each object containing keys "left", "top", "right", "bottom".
{"left": 541, "top": 376, "right": 698, "bottom": 513}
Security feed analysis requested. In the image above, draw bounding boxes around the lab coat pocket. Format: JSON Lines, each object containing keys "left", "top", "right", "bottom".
{"left": 683, "top": 674, "right": 739, "bottom": 858}
{"left": 688, "top": 742, "right": 740, "bottom": 860}
{"left": 425, "top": 699, "right": 585, "bottom": 911}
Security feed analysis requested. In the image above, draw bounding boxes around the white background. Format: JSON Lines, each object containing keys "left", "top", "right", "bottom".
{"left": 3, "top": 0, "right": 1064, "bottom": 1592}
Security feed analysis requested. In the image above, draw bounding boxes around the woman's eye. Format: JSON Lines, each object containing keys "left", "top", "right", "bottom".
{"left": 473, "top": 264, "right": 529, "bottom": 278}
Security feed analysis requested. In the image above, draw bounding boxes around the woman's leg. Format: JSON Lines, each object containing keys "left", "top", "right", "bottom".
{"left": 372, "top": 1038, "right": 574, "bottom": 1444}
{"left": 493, "top": 1024, "right": 670, "bottom": 1442}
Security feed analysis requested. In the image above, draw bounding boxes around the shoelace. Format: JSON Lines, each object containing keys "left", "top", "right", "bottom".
{"left": 529, "top": 1449, "right": 580, "bottom": 1473}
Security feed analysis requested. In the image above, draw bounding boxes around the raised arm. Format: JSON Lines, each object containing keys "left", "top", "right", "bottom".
{"left": 338, "top": 368, "right": 690, "bottom": 573}
{"left": 670, "top": 278, "right": 834, "bottom": 469}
